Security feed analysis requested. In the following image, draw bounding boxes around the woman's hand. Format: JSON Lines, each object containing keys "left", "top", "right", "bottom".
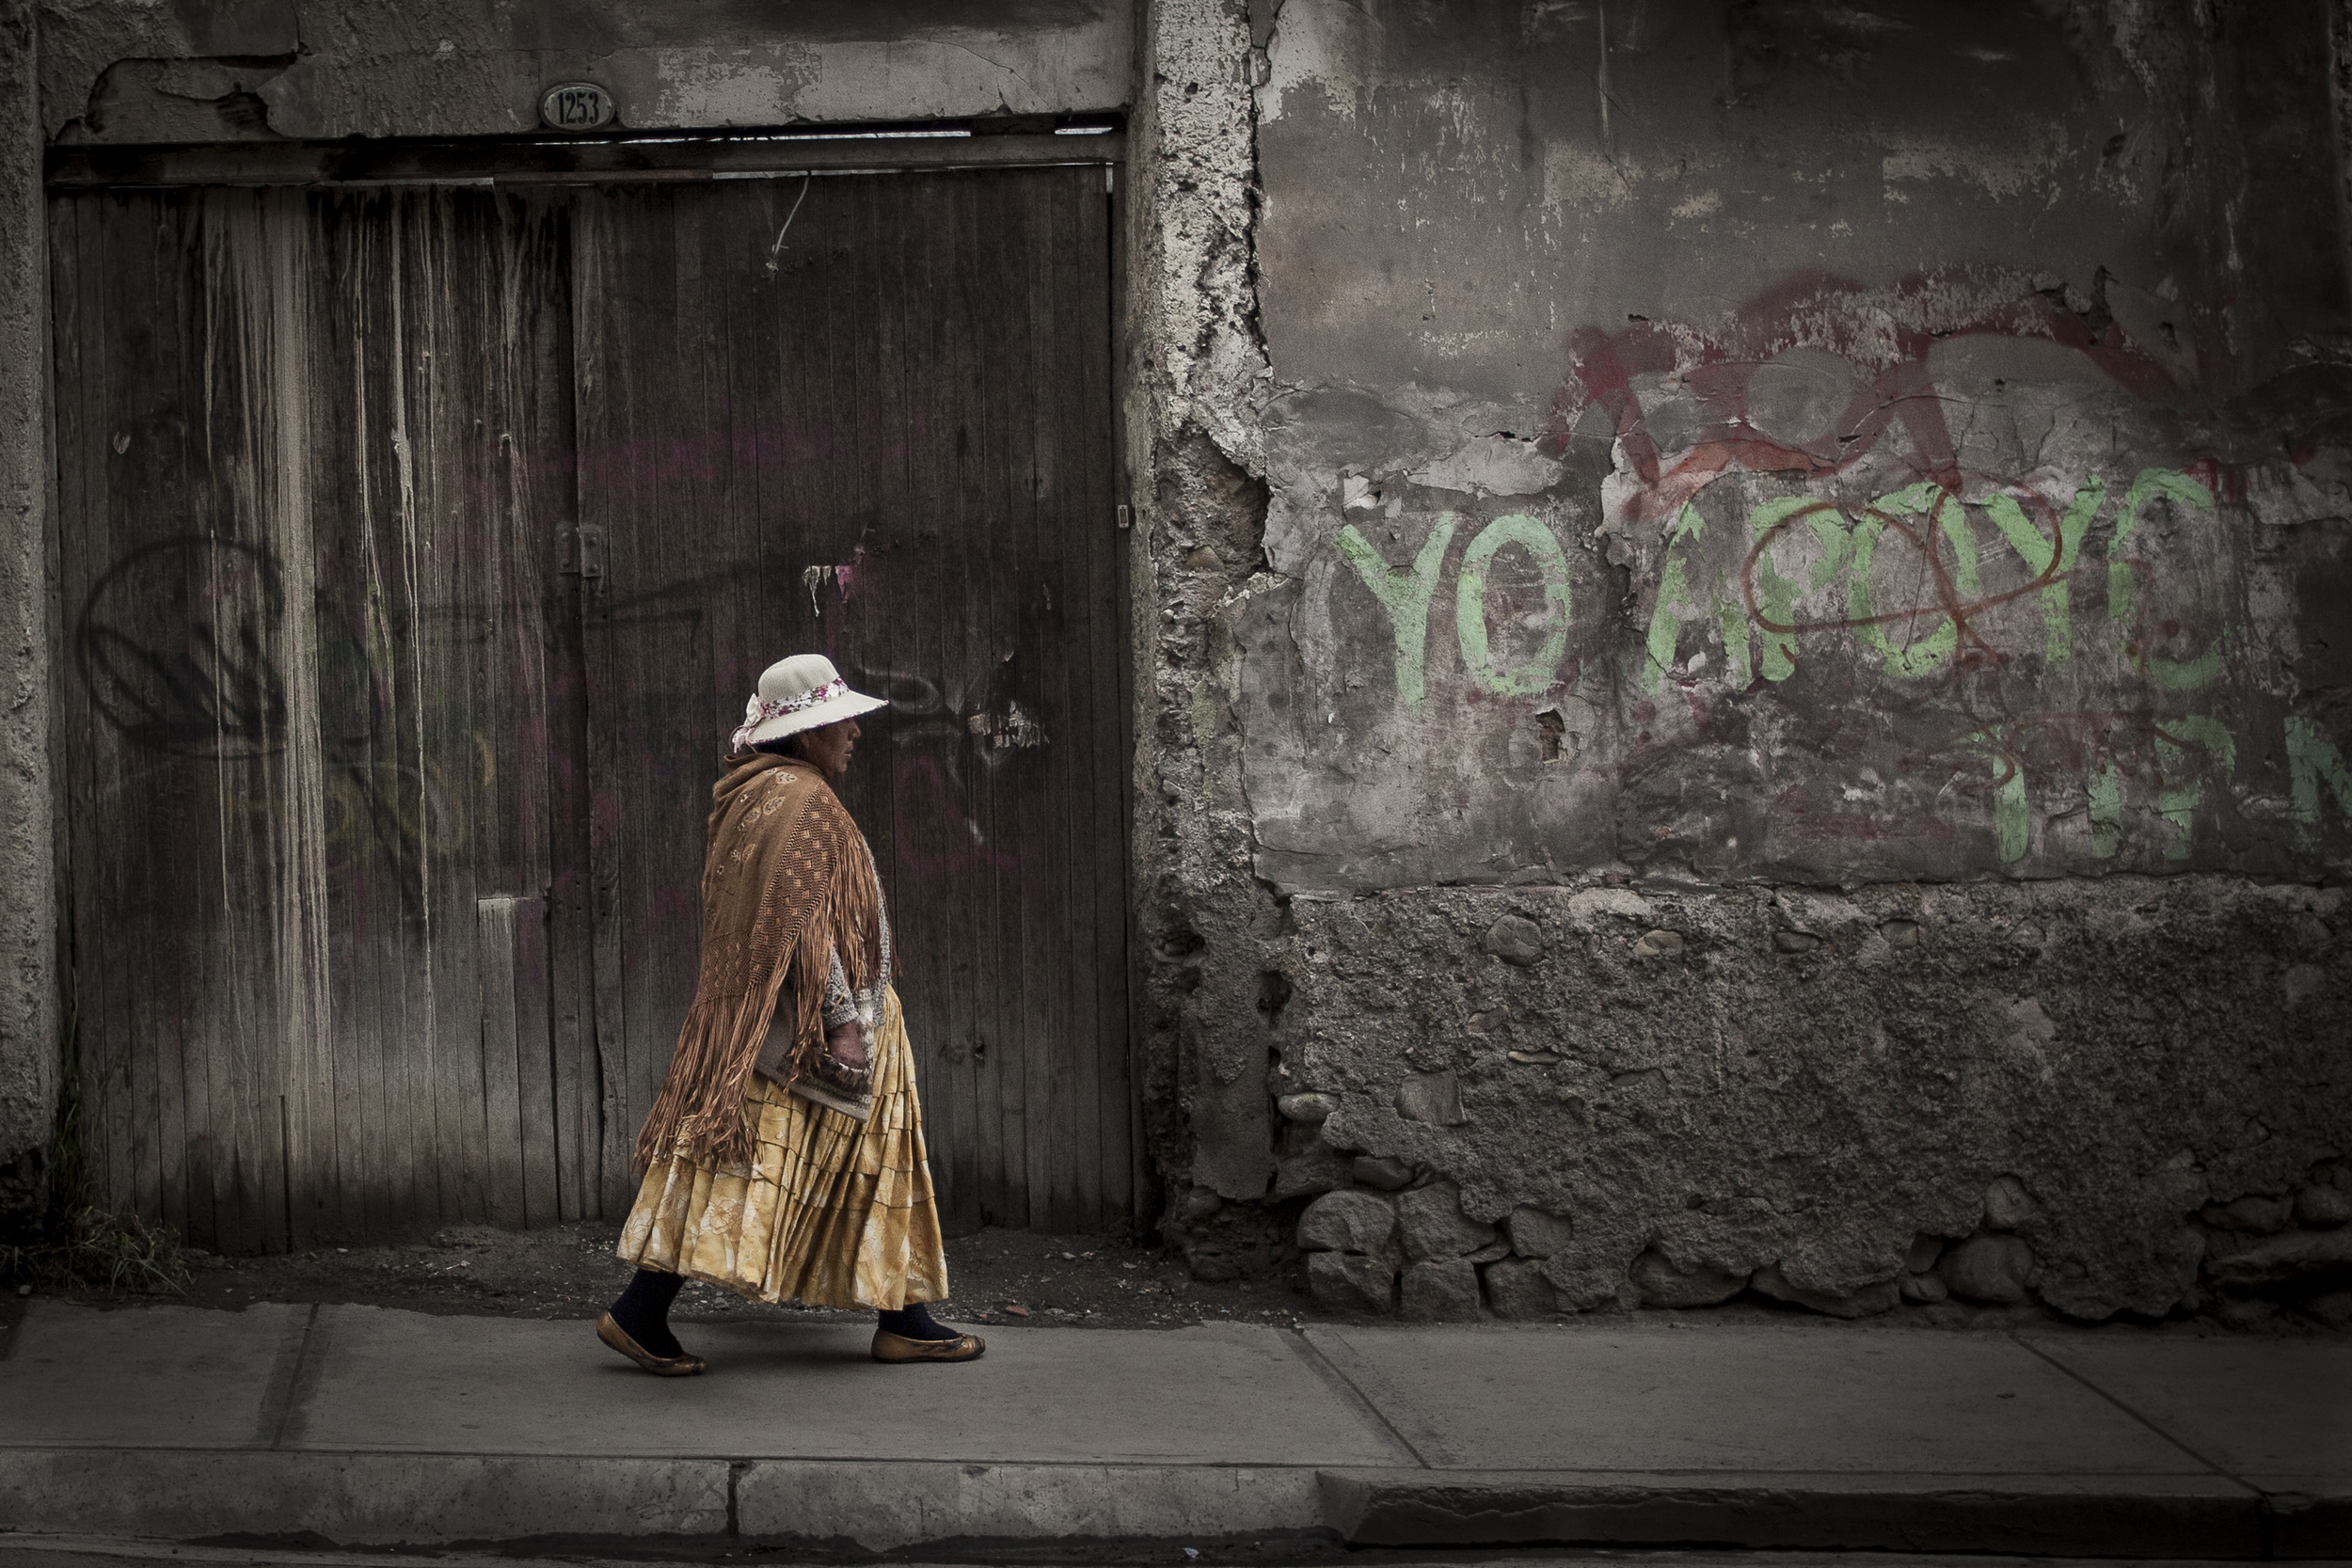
{"left": 825, "top": 1019, "right": 868, "bottom": 1070}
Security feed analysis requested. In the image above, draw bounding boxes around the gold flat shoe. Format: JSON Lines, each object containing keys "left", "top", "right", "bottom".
{"left": 597, "top": 1311, "right": 707, "bottom": 1376}
{"left": 871, "top": 1328, "right": 986, "bottom": 1364}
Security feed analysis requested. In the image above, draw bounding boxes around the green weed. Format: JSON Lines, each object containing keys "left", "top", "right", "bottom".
{"left": 0, "top": 1205, "right": 189, "bottom": 1295}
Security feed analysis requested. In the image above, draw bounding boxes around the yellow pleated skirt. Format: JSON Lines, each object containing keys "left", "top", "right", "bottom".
{"left": 616, "top": 986, "right": 950, "bottom": 1310}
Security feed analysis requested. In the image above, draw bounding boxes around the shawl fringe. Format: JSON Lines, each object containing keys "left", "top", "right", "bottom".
{"left": 631, "top": 754, "right": 887, "bottom": 1173}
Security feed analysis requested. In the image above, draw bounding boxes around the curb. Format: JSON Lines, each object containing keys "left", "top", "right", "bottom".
{"left": 1314, "top": 1469, "right": 2305, "bottom": 1559}
{"left": 0, "top": 1450, "right": 1327, "bottom": 1552}
{"left": 4, "top": 1449, "right": 2343, "bottom": 1558}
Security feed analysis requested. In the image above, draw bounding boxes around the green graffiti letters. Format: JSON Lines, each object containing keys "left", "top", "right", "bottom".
{"left": 2110, "top": 468, "right": 2223, "bottom": 691}
{"left": 1983, "top": 474, "right": 2103, "bottom": 670}
{"left": 1339, "top": 511, "right": 1575, "bottom": 706}
{"left": 1337, "top": 513, "right": 1458, "bottom": 711}
{"left": 2152, "top": 715, "right": 2235, "bottom": 861}
{"left": 1455, "top": 514, "right": 1573, "bottom": 697}
{"left": 2286, "top": 716, "right": 2352, "bottom": 848}
{"left": 1650, "top": 471, "right": 2205, "bottom": 689}
{"left": 1645, "top": 504, "right": 1744, "bottom": 691}
{"left": 2087, "top": 755, "right": 2123, "bottom": 858}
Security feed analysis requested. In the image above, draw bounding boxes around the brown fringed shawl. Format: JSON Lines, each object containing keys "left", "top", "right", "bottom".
{"left": 631, "top": 752, "right": 888, "bottom": 1172}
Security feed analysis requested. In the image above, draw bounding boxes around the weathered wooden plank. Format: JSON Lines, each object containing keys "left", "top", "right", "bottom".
{"left": 49, "top": 192, "right": 123, "bottom": 1235}
{"left": 313, "top": 185, "right": 414, "bottom": 1239}
{"left": 56, "top": 180, "right": 581, "bottom": 1250}
{"left": 1039, "top": 166, "right": 1102, "bottom": 1231}
{"left": 957, "top": 170, "right": 1026, "bottom": 1230}
{"left": 476, "top": 895, "right": 528, "bottom": 1227}
{"left": 898, "top": 174, "right": 986, "bottom": 1237}
{"left": 1041, "top": 165, "right": 1098, "bottom": 1231}
{"left": 507, "top": 896, "right": 560, "bottom": 1226}
{"left": 539, "top": 198, "right": 601, "bottom": 1221}
{"left": 1086, "top": 178, "right": 1138, "bottom": 1226}
{"left": 572, "top": 185, "right": 713, "bottom": 1216}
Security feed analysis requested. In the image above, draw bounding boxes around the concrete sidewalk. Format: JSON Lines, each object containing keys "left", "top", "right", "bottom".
{"left": 0, "top": 1301, "right": 2343, "bottom": 1558}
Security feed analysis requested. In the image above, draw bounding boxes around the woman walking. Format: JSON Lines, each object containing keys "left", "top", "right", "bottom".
{"left": 596, "top": 655, "right": 983, "bottom": 1374}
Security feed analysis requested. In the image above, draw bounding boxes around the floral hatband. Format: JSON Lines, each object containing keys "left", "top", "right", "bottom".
{"left": 730, "top": 676, "right": 849, "bottom": 751}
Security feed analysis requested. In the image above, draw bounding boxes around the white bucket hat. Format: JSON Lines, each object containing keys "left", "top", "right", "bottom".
{"left": 730, "top": 654, "right": 888, "bottom": 752}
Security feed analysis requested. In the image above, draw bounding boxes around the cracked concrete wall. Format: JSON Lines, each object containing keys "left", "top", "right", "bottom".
{"left": 1136, "top": 0, "right": 2352, "bottom": 1322}
{"left": 40, "top": 0, "right": 1132, "bottom": 142}
{"left": 1248, "top": 0, "right": 2352, "bottom": 891}
{"left": 1, "top": 0, "right": 58, "bottom": 1233}
{"left": 1123, "top": 0, "right": 1283, "bottom": 1232}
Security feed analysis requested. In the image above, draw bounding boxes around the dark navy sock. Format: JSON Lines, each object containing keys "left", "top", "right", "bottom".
{"left": 877, "top": 1301, "right": 961, "bottom": 1341}
{"left": 610, "top": 1269, "right": 687, "bottom": 1358}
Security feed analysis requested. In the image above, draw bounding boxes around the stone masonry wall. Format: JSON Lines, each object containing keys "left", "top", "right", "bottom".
{"left": 1276, "top": 875, "right": 2348, "bottom": 1323}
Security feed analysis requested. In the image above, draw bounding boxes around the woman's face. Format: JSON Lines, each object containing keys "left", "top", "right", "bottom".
{"left": 792, "top": 717, "right": 860, "bottom": 778}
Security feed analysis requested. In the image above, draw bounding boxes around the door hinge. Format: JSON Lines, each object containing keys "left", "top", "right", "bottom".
{"left": 564, "top": 524, "right": 605, "bottom": 579}
{"left": 1115, "top": 504, "right": 1132, "bottom": 531}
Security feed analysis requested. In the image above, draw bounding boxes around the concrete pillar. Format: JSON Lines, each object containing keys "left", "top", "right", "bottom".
{"left": 0, "top": 0, "right": 58, "bottom": 1234}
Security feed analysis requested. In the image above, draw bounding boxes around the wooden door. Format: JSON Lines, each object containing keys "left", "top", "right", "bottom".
{"left": 570, "top": 167, "right": 1133, "bottom": 1232}
{"left": 49, "top": 185, "right": 590, "bottom": 1249}
{"left": 51, "top": 160, "right": 1131, "bottom": 1246}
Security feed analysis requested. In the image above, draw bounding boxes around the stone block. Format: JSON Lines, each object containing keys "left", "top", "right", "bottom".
{"left": 1939, "top": 1234, "right": 2037, "bottom": 1304}
{"left": 1397, "top": 1183, "right": 1500, "bottom": 1261}
{"left": 1351, "top": 1155, "right": 1414, "bottom": 1191}
{"left": 1399, "top": 1259, "right": 1482, "bottom": 1321}
{"left": 1297, "top": 1189, "right": 1397, "bottom": 1254}
{"left": 1900, "top": 1271, "right": 1948, "bottom": 1304}
{"left": 1541, "top": 1257, "right": 1633, "bottom": 1312}
{"left": 1983, "top": 1175, "right": 2039, "bottom": 1231}
{"left": 1307, "top": 1249, "right": 1394, "bottom": 1314}
{"left": 1186, "top": 1246, "right": 1240, "bottom": 1282}
{"left": 1482, "top": 1259, "right": 1558, "bottom": 1319}
{"left": 1633, "top": 928, "right": 1683, "bottom": 958}
{"left": 2306, "top": 1289, "right": 2352, "bottom": 1326}
{"left": 1629, "top": 1249, "right": 1749, "bottom": 1308}
{"left": 1394, "top": 1071, "right": 1466, "bottom": 1126}
{"left": 2201, "top": 1195, "right": 2291, "bottom": 1233}
{"left": 2296, "top": 1183, "right": 2352, "bottom": 1227}
{"left": 1277, "top": 1092, "right": 1339, "bottom": 1123}
{"left": 1272, "top": 1146, "right": 1352, "bottom": 1200}
{"left": 1751, "top": 1264, "right": 1900, "bottom": 1319}
{"left": 2205, "top": 1227, "right": 2352, "bottom": 1286}
{"left": 1482, "top": 915, "right": 1545, "bottom": 965}
{"left": 1903, "top": 1234, "right": 1944, "bottom": 1274}
{"left": 1506, "top": 1205, "right": 1572, "bottom": 1259}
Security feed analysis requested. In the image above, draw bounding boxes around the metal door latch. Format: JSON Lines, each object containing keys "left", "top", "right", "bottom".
{"left": 564, "top": 524, "right": 605, "bottom": 579}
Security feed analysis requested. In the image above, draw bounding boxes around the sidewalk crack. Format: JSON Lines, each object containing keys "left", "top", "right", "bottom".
{"left": 254, "top": 1303, "right": 330, "bottom": 1450}
{"left": 1294, "top": 1327, "right": 1440, "bottom": 1467}
{"left": 2009, "top": 1331, "right": 2247, "bottom": 1485}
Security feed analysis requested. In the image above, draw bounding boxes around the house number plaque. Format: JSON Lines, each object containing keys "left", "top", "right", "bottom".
{"left": 540, "top": 82, "right": 615, "bottom": 132}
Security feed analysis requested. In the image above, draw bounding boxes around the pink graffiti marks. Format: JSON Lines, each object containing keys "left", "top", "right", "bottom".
{"left": 1537, "top": 265, "right": 2205, "bottom": 525}
{"left": 1544, "top": 267, "right": 2260, "bottom": 863}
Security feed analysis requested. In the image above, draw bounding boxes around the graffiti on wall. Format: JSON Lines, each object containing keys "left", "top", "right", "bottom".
{"left": 1325, "top": 265, "right": 2352, "bottom": 866}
